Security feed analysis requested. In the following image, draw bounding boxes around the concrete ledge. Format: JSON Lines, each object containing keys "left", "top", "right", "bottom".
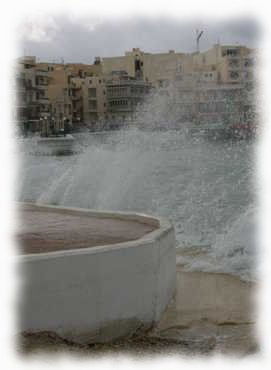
{"left": 18, "top": 203, "right": 176, "bottom": 344}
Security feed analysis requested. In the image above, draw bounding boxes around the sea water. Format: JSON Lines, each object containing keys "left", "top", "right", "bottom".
{"left": 17, "top": 128, "right": 256, "bottom": 281}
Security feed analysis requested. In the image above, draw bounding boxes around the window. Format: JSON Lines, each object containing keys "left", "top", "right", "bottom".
{"left": 229, "top": 71, "right": 240, "bottom": 80}
{"left": 244, "top": 58, "right": 253, "bottom": 68}
{"left": 222, "top": 48, "right": 240, "bottom": 57}
{"left": 244, "top": 71, "right": 253, "bottom": 80}
{"left": 88, "top": 88, "right": 96, "bottom": 98}
{"left": 215, "top": 102, "right": 227, "bottom": 111}
{"left": 229, "top": 59, "right": 240, "bottom": 68}
{"left": 135, "top": 59, "right": 141, "bottom": 71}
{"left": 89, "top": 100, "right": 97, "bottom": 110}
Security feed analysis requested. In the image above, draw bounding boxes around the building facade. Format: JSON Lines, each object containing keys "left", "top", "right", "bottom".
{"left": 16, "top": 56, "right": 50, "bottom": 132}
{"left": 81, "top": 76, "right": 107, "bottom": 129}
{"left": 15, "top": 44, "right": 256, "bottom": 133}
{"left": 106, "top": 72, "right": 152, "bottom": 126}
{"left": 102, "top": 47, "right": 188, "bottom": 87}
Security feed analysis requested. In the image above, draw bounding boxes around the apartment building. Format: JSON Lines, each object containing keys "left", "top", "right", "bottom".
{"left": 36, "top": 60, "right": 104, "bottom": 129}
{"left": 70, "top": 77, "right": 84, "bottom": 126}
{"left": 173, "top": 77, "right": 250, "bottom": 127}
{"left": 102, "top": 44, "right": 255, "bottom": 86}
{"left": 81, "top": 76, "right": 107, "bottom": 129}
{"left": 36, "top": 63, "right": 76, "bottom": 130}
{"left": 192, "top": 44, "right": 255, "bottom": 84}
{"left": 102, "top": 47, "right": 188, "bottom": 87}
{"left": 16, "top": 56, "right": 50, "bottom": 132}
{"left": 15, "top": 43, "right": 256, "bottom": 132}
{"left": 106, "top": 72, "right": 152, "bottom": 125}
{"left": 66, "top": 59, "right": 103, "bottom": 77}
{"left": 15, "top": 65, "right": 27, "bottom": 126}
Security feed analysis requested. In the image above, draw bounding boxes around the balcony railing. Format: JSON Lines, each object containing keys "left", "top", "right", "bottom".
{"left": 37, "top": 97, "right": 49, "bottom": 104}
{"left": 36, "top": 70, "right": 49, "bottom": 77}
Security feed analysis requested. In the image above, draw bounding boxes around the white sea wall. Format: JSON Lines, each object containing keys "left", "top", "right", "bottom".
{"left": 18, "top": 204, "right": 176, "bottom": 344}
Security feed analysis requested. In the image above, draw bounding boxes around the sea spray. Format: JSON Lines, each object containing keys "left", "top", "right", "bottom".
{"left": 17, "top": 83, "right": 256, "bottom": 280}
{"left": 17, "top": 129, "right": 255, "bottom": 280}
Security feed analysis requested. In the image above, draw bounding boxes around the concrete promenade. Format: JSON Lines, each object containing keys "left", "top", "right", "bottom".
{"left": 21, "top": 265, "right": 256, "bottom": 356}
{"left": 18, "top": 203, "right": 176, "bottom": 344}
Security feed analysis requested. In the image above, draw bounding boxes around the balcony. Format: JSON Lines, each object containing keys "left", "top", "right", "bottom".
{"left": 228, "top": 70, "right": 241, "bottom": 83}
{"left": 71, "top": 95, "right": 80, "bottom": 101}
{"left": 36, "top": 84, "right": 48, "bottom": 90}
{"left": 228, "top": 58, "right": 241, "bottom": 69}
{"left": 36, "top": 70, "right": 49, "bottom": 77}
{"left": 37, "top": 97, "right": 49, "bottom": 105}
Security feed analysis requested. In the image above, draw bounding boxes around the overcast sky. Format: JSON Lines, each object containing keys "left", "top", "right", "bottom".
{"left": 19, "top": 16, "right": 259, "bottom": 64}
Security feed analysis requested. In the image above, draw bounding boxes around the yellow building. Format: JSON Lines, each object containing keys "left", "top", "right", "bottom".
{"left": 45, "top": 66, "right": 73, "bottom": 127}
{"left": 36, "top": 60, "right": 103, "bottom": 128}
{"left": 192, "top": 44, "right": 254, "bottom": 84}
{"left": 17, "top": 43, "right": 256, "bottom": 131}
{"left": 102, "top": 48, "right": 188, "bottom": 87}
{"left": 106, "top": 72, "right": 152, "bottom": 125}
{"left": 102, "top": 44, "right": 254, "bottom": 86}
{"left": 81, "top": 76, "right": 107, "bottom": 129}
{"left": 16, "top": 56, "right": 50, "bottom": 132}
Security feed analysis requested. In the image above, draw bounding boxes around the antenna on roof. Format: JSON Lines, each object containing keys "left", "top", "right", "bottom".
{"left": 196, "top": 29, "right": 204, "bottom": 53}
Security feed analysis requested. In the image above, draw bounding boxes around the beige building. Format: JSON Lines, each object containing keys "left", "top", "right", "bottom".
{"left": 16, "top": 56, "right": 50, "bottom": 132}
{"left": 37, "top": 63, "right": 84, "bottom": 128}
{"left": 16, "top": 43, "right": 256, "bottom": 132}
{"left": 171, "top": 77, "right": 251, "bottom": 127}
{"left": 46, "top": 66, "right": 73, "bottom": 128}
{"left": 102, "top": 44, "right": 255, "bottom": 86}
{"left": 192, "top": 44, "right": 255, "bottom": 85}
{"left": 102, "top": 47, "right": 188, "bottom": 87}
{"left": 81, "top": 76, "right": 107, "bottom": 129}
{"left": 70, "top": 77, "right": 84, "bottom": 126}
{"left": 106, "top": 72, "right": 152, "bottom": 126}
{"left": 66, "top": 60, "right": 103, "bottom": 77}
{"left": 36, "top": 60, "right": 104, "bottom": 129}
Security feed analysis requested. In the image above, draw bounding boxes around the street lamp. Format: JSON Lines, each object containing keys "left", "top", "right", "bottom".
{"left": 44, "top": 116, "right": 48, "bottom": 137}
{"left": 62, "top": 116, "right": 66, "bottom": 136}
{"left": 51, "top": 116, "right": 56, "bottom": 135}
{"left": 39, "top": 117, "right": 43, "bottom": 136}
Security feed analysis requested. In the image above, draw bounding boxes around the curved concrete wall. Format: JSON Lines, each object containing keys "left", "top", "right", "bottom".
{"left": 18, "top": 203, "right": 176, "bottom": 344}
